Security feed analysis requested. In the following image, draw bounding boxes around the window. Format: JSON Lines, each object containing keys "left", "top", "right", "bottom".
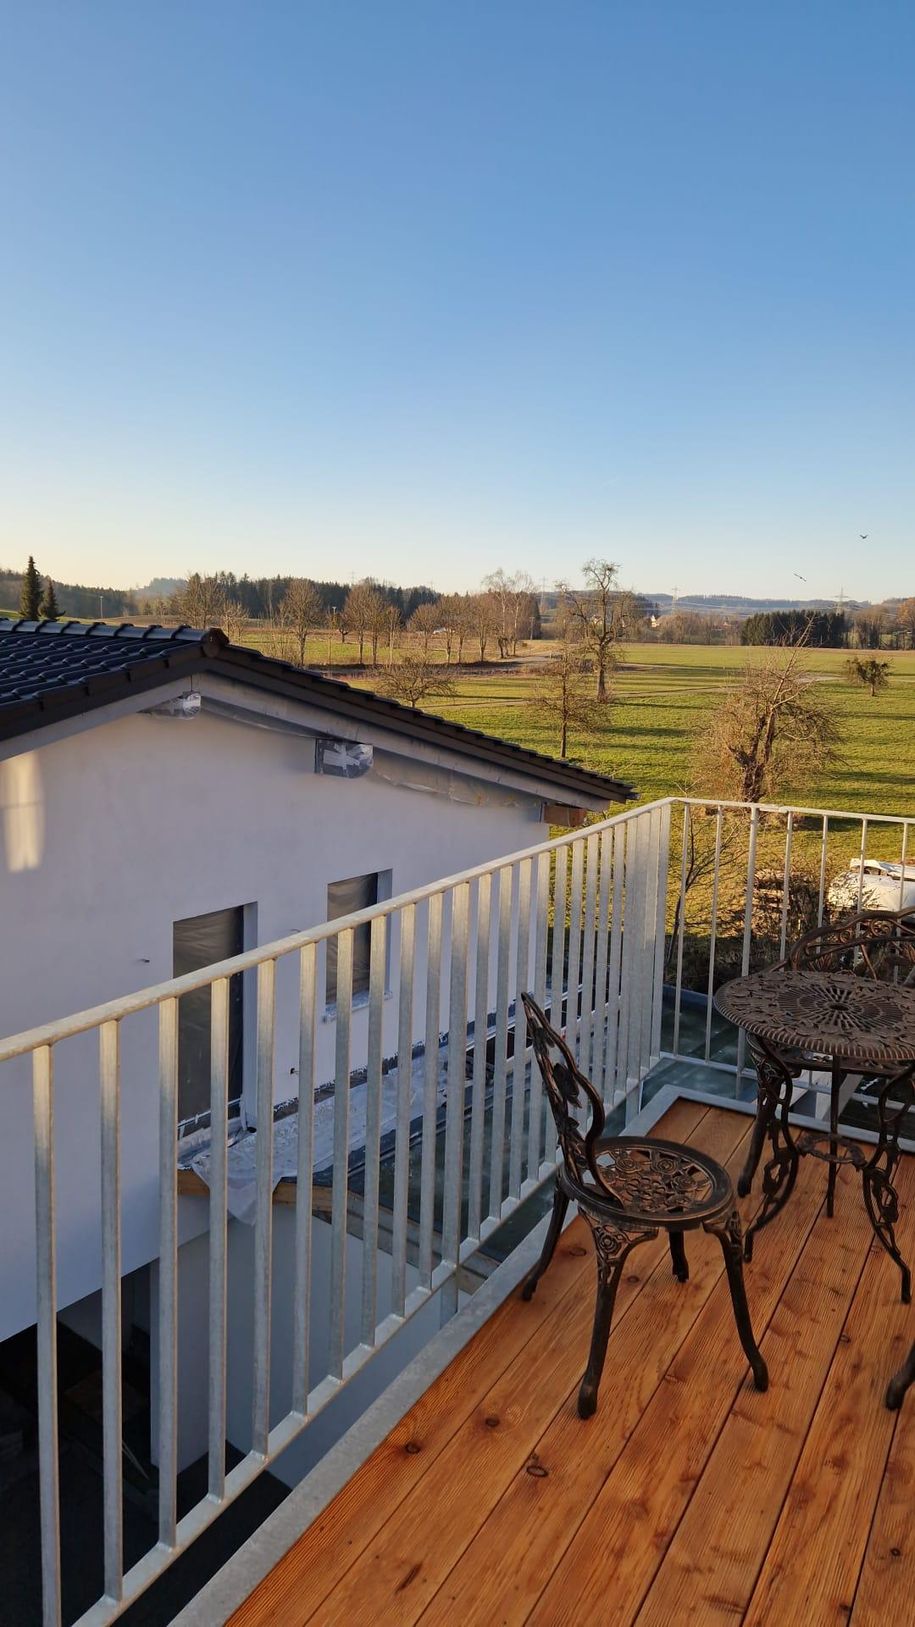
{"left": 174, "top": 905, "right": 245, "bottom": 1129}
{"left": 326, "top": 872, "right": 380, "bottom": 1006}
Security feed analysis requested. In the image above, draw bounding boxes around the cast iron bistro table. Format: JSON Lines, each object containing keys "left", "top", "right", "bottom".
{"left": 715, "top": 967, "right": 915, "bottom": 1296}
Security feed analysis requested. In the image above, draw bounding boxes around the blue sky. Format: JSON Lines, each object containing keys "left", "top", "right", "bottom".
{"left": 1, "top": 2, "right": 912, "bottom": 599}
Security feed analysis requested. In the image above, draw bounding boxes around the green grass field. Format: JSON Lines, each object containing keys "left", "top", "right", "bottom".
{"left": 397, "top": 643, "right": 915, "bottom": 820}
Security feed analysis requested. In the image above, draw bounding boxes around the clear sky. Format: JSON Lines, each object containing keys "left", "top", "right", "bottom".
{"left": 1, "top": 2, "right": 912, "bottom": 600}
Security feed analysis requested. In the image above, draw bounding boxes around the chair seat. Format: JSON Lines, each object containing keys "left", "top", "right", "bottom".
{"left": 567, "top": 1133, "right": 734, "bottom": 1229}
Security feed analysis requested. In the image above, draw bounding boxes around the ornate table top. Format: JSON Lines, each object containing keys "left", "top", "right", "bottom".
{"left": 714, "top": 968, "right": 915, "bottom": 1068}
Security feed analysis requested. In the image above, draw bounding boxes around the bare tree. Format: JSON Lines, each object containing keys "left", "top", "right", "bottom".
{"left": 466, "top": 591, "right": 501, "bottom": 663}
{"left": 558, "top": 559, "right": 636, "bottom": 700}
{"left": 483, "top": 568, "right": 539, "bottom": 656}
{"left": 528, "top": 646, "right": 609, "bottom": 759}
{"left": 845, "top": 655, "right": 891, "bottom": 698}
{"left": 221, "top": 598, "right": 247, "bottom": 644}
{"left": 376, "top": 657, "right": 456, "bottom": 710}
{"left": 694, "top": 642, "right": 840, "bottom": 803}
{"left": 436, "top": 594, "right": 463, "bottom": 663}
{"left": 408, "top": 600, "right": 440, "bottom": 657}
{"left": 383, "top": 601, "right": 401, "bottom": 666}
{"left": 275, "top": 578, "right": 323, "bottom": 665}
{"left": 344, "top": 581, "right": 388, "bottom": 664}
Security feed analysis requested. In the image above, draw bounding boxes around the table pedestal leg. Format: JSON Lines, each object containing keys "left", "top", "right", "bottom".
{"left": 743, "top": 1038, "right": 800, "bottom": 1262}
{"left": 862, "top": 1067, "right": 914, "bottom": 1305}
{"left": 826, "top": 1066, "right": 843, "bottom": 1220}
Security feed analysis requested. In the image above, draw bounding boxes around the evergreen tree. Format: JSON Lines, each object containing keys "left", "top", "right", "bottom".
{"left": 39, "top": 577, "right": 60, "bottom": 621}
{"left": 19, "top": 556, "right": 42, "bottom": 620}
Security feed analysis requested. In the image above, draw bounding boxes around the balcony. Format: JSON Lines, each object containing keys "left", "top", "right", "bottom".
{"left": 225, "top": 1100, "right": 915, "bottom": 1627}
{"left": 3, "top": 795, "right": 914, "bottom": 1625}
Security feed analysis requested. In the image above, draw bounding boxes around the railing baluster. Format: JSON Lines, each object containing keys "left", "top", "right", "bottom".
{"left": 509, "top": 860, "right": 531, "bottom": 1199}
{"left": 157, "top": 999, "right": 178, "bottom": 1549}
{"left": 252, "top": 960, "right": 276, "bottom": 1449}
{"left": 391, "top": 905, "right": 415, "bottom": 1316}
{"left": 704, "top": 809, "right": 724, "bottom": 1062}
{"left": 779, "top": 811, "right": 795, "bottom": 959}
{"left": 34, "top": 1044, "right": 61, "bottom": 1627}
{"left": 419, "top": 895, "right": 443, "bottom": 1286}
{"left": 624, "top": 817, "right": 645, "bottom": 1095}
{"left": 579, "top": 833, "right": 599, "bottom": 1084}
{"left": 736, "top": 804, "right": 760, "bottom": 1082}
{"left": 207, "top": 979, "right": 229, "bottom": 1500}
{"left": 443, "top": 883, "right": 470, "bottom": 1264}
{"left": 293, "top": 944, "right": 317, "bottom": 1414}
{"left": 488, "top": 868, "right": 513, "bottom": 1220}
{"left": 817, "top": 813, "right": 830, "bottom": 925}
{"left": 545, "top": 848, "right": 568, "bottom": 1162}
{"left": 607, "top": 823, "right": 625, "bottom": 1100}
{"left": 566, "top": 840, "right": 584, "bottom": 1063}
{"left": 857, "top": 817, "right": 869, "bottom": 911}
{"left": 900, "top": 822, "right": 911, "bottom": 910}
{"left": 650, "top": 801, "right": 671, "bottom": 1068}
{"left": 328, "top": 933, "right": 352, "bottom": 1379}
{"left": 527, "top": 852, "right": 550, "bottom": 1178}
{"left": 468, "top": 878, "right": 491, "bottom": 1242}
{"left": 361, "top": 918, "right": 387, "bottom": 1345}
{"left": 672, "top": 804, "right": 690, "bottom": 1056}
{"left": 638, "top": 807, "right": 661, "bottom": 1088}
{"left": 100, "top": 1019, "right": 123, "bottom": 1605}
{"left": 592, "top": 827, "right": 613, "bottom": 1102}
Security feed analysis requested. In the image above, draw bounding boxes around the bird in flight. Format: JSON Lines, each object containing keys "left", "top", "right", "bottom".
{"left": 794, "top": 572, "right": 807, "bottom": 582}
{"left": 860, "top": 533, "right": 869, "bottom": 540}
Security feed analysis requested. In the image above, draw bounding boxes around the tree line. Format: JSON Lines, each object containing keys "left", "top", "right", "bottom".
{"left": 741, "top": 603, "right": 915, "bottom": 650}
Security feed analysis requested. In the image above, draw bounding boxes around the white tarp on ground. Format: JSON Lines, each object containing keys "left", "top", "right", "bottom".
{"left": 185, "top": 1043, "right": 451, "bottom": 1224}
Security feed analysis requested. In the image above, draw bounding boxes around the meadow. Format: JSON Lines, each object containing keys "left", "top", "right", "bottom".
{"left": 395, "top": 643, "right": 915, "bottom": 820}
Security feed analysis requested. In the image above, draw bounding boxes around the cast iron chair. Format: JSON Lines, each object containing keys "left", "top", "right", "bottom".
{"left": 520, "top": 993, "right": 768, "bottom": 1418}
{"left": 737, "top": 907, "right": 915, "bottom": 1288}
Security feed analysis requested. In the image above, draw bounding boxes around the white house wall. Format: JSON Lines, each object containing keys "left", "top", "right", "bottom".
{"left": 0, "top": 707, "right": 546, "bottom": 1341}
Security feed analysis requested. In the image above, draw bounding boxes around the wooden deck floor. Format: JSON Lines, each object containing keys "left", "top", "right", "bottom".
{"left": 230, "top": 1100, "right": 915, "bottom": 1626}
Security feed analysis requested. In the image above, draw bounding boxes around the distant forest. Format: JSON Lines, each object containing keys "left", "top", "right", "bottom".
{"left": 138, "top": 572, "right": 439, "bottom": 622}
{"left": 0, "top": 566, "right": 437, "bottom": 622}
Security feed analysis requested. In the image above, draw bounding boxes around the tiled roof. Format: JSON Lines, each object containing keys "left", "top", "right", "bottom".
{"left": 0, "top": 619, "right": 634, "bottom": 804}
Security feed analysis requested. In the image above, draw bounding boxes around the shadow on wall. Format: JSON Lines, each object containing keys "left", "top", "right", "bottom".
{"left": 0, "top": 751, "right": 45, "bottom": 872}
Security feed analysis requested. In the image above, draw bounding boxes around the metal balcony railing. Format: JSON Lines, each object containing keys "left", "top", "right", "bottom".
{"left": 2, "top": 792, "right": 911, "bottom": 1624}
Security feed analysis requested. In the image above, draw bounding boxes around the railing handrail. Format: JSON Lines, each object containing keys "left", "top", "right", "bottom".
{"left": 678, "top": 795, "right": 912, "bottom": 825}
{"left": 0, "top": 796, "right": 671, "bottom": 1065}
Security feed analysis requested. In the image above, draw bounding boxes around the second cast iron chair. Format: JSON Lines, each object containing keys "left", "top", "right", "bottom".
{"left": 520, "top": 993, "right": 768, "bottom": 1418}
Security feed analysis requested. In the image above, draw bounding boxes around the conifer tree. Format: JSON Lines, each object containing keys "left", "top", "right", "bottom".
{"left": 19, "top": 556, "right": 42, "bottom": 620}
{"left": 39, "top": 577, "right": 60, "bottom": 621}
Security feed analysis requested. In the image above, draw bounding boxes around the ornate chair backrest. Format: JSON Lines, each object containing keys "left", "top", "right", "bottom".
{"left": 521, "top": 992, "right": 606, "bottom": 1190}
{"left": 780, "top": 907, "right": 915, "bottom": 987}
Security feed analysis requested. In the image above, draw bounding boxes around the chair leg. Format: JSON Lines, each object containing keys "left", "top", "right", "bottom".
{"left": 577, "top": 1222, "right": 656, "bottom": 1418}
{"left": 521, "top": 1182, "right": 570, "bottom": 1302}
{"left": 886, "top": 1340, "right": 915, "bottom": 1411}
{"left": 738, "top": 1090, "right": 775, "bottom": 1199}
{"left": 705, "top": 1212, "right": 769, "bottom": 1393}
{"left": 669, "top": 1227, "right": 689, "bottom": 1283}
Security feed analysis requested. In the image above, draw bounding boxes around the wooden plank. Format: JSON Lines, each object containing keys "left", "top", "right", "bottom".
{"left": 851, "top": 1386, "right": 915, "bottom": 1624}
{"left": 527, "top": 1147, "right": 830, "bottom": 1627}
{"left": 229, "top": 1098, "right": 710, "bottom": 1627}
{"left": 416, "top": 1109, "right": 756, "bottom": 1627}
{"left": 636, "top": 1161, "right": 874, "bottom": 1625}
{"left": 312, "top": 1109, "right": 753, "bottom": 1627}
{"left": 743, "top": 1157, "right": 915, "bottom": 1627}
{"left": 177, "top": 1166, "right": 332, "bottom": 1213}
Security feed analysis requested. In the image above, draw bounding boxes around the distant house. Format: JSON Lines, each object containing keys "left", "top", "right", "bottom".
{"left": 0, "top": 618, "right": 631, "bottom": 1481}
